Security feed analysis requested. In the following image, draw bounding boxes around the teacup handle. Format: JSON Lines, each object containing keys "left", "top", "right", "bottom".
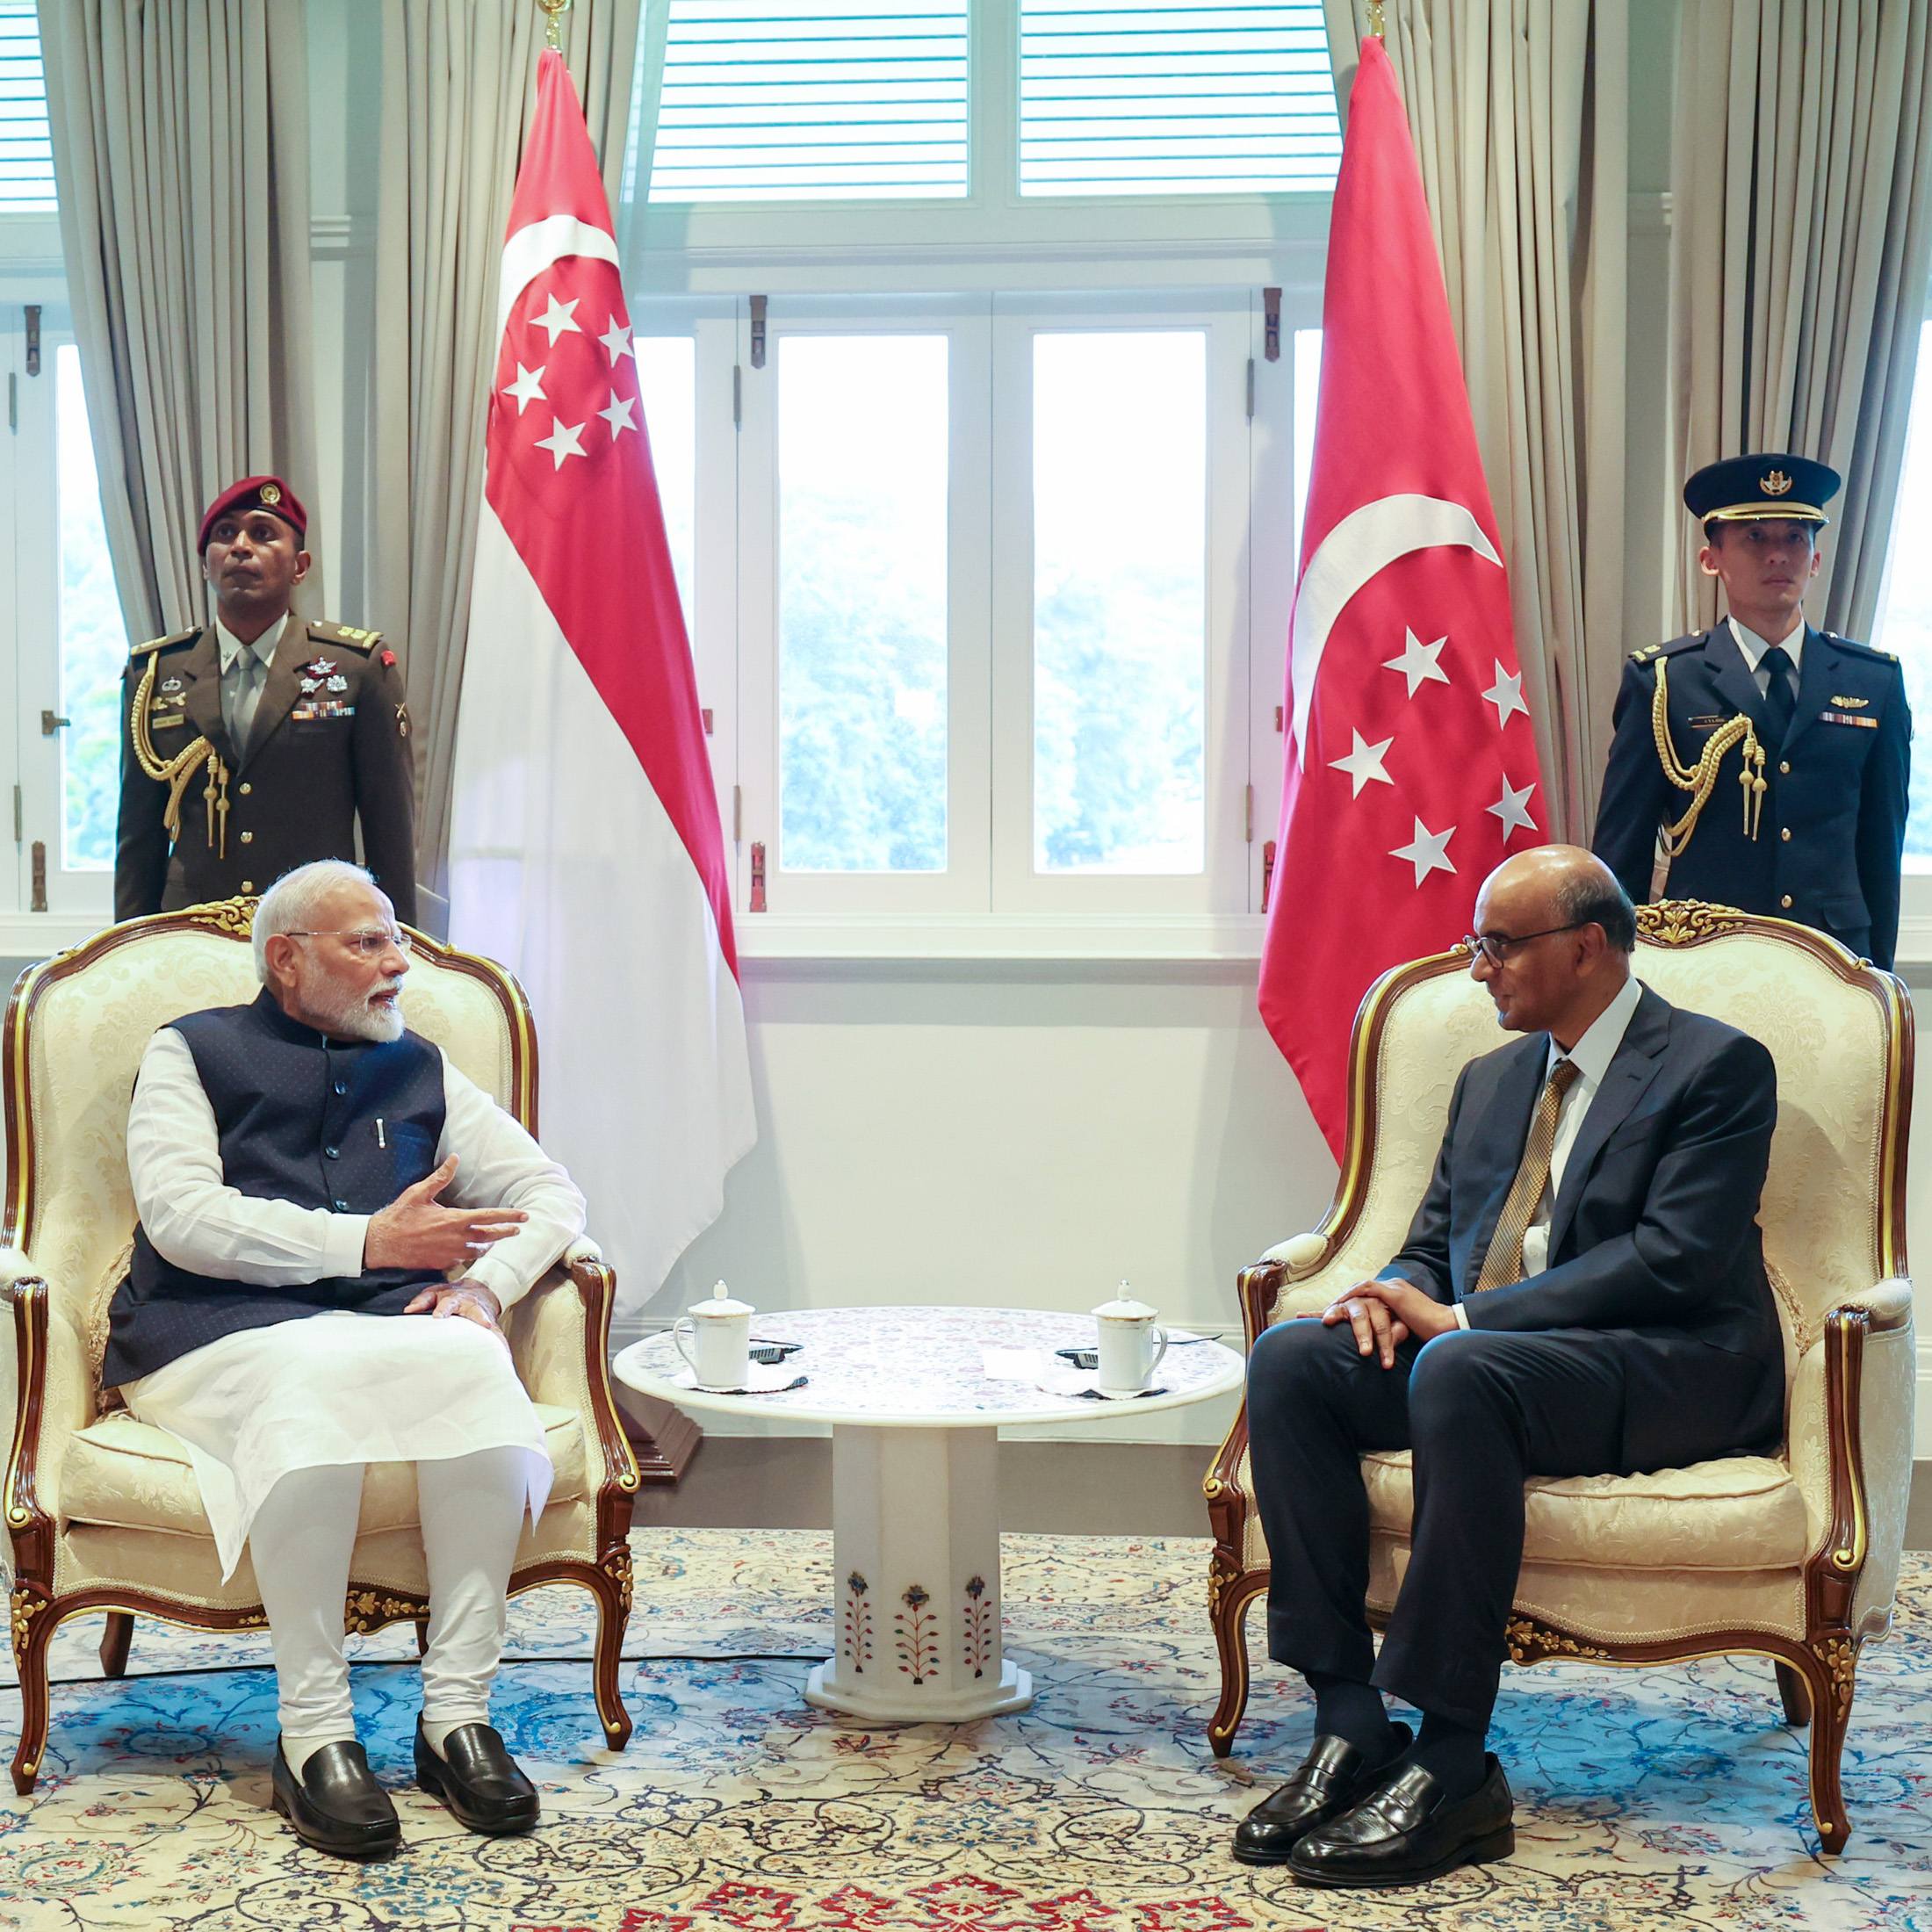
{"left": 673, "top": 1316, "right": 699, "bottom": 1374}
{"left": 1147, "top": 1324, "right": 1169, "bottom": 1374}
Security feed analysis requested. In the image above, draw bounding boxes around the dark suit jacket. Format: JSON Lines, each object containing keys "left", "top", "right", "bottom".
{"left": 1591, "top": 623, "right": 1909, "bottom": 968}
{"left": 114, "top": 616, "right": 417, "bottom": 926}
{"left": 1381, "top": 985, "right": 1784, "bottom": 1473}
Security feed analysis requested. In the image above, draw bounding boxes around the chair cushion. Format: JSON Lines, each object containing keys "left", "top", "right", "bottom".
{"left": 1359, "top": 1449, "right": 1810, "bottom": 1570}
{"left": 61, "top": 1405, "right": 588, "bottom": 1539}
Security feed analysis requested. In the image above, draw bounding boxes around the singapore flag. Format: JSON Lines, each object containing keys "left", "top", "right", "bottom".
{"left": 449, "top": 50, "right": 753, "bottom": 1307}
{"left": 1258, "top": 35, "right": 1544, "bottom": 1161}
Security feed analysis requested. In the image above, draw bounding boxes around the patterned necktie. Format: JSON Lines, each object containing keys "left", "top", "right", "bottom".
{"left": 1472, "top": 1057, "right": 1582, "bottom": 1293}
{"left": 1759, "top": 644, "right": 1797, "bottom": 749}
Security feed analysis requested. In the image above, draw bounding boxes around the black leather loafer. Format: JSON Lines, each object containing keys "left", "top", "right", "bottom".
{"left": 1287, "top": 1754, "right": 1514, "bottom": 1888}
{"left": 415, "top": 1720, "right": 541, "bottom": 1835}
{"left": 1232, "top": 1724, "right": 1413, "bottom": 1866}
{"left": 270, "top": 1738, "right": 401, "bottom": 1860}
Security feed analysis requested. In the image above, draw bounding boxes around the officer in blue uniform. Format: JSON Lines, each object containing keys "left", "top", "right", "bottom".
{"left": 1592, "top": 453, "right": 1911, "bottom": 968}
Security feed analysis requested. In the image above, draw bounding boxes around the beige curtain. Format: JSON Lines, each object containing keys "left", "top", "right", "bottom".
{"left": 1324, "top": 3, "right": 1629, "bottom": 840}
{"left": 1669, "top": 1, "right": 1932, "bottom": 643}
{"left": 35, "top": 0, "right": 320, "bottom": 639}
{"left": 366, "top": 1, "right": 642, "bottom": 892}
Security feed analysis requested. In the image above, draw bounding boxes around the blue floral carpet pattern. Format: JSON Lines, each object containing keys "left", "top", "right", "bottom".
{"left": 0, "top": 1533, "right": 1926, "bottom": 1930}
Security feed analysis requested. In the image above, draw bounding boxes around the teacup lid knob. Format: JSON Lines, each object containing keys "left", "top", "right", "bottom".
{"left": 691, "top": 1280, "right": 754, "bottom": 1316}
{"left": 1092, "top": 1279, "right": 1157, "bottom": 1322}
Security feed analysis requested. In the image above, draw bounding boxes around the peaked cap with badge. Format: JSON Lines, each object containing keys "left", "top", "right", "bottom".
{"left": 1591, "top": 452, "right": 1910, "bottom": 968}
{"left": 114, "top": 474, "right": 418, "bottom": 924}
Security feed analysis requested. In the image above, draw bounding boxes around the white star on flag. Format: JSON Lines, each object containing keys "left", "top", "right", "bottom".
{"left": 502, "top": 363, "right": 547, "bottom": 415}
{"left": 1486, "top": 775, "right": 1538, "bottom": 840}
{"left": 1481, "top": 660, "right": 1528, "bottom": 727}
{"left": 531, "top": 293, "right": 581, "bottom": 345}
{"left": 1329, "top": 728, "right": 1395, "bottom": 798}
{"left": 533, "top": 418, "right": 588, "bottom": 469}
{"left": 1384, "top": 628, "right": 1451, "bottom": 697}
{"left": 1390, "top": 816, "right": 1456, "bottom": 886}
{"left": 598, "top": 317, "right": 635, "bottom": 365}
{"left": 598, "top": 390, "right": 638, "bottom": 438}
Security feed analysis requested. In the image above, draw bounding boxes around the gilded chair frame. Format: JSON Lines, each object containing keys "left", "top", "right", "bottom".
{"left": 3, "top": 901, "right": 641, "bottom": 1793}
{"left": 1202, "top": 900, "right": 1914, "bottom": 1852}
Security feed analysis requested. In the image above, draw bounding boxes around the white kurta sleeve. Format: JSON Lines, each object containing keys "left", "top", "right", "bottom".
{"left": 127, "top": 1028, "right": 371, "bottom": 1283}
{"left": 435, "top": 1060, "right": 588, "bottom": 1311}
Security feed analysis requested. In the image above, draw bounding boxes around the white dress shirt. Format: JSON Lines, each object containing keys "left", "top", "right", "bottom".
{"left": 127, "top": 1023, "right": 586, "bottom": 1310}
{"left": 1727, "top": 615, "right": 1804, "bottom": 700}
{"left": 215, "top": 609, "right": 289, "bottom": 749}
{"left": 1453, "top": 972, "right": 1647, "bottom": 1325}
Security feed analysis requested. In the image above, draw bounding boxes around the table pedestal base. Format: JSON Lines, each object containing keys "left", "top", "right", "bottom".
{"left": 803, "top": 1423, "right": 1033, "bottom": 1722}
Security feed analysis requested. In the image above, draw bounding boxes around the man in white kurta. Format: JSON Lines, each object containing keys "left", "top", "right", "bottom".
{"left": 106, "top": 860, "right": 587, "bottom": 1859}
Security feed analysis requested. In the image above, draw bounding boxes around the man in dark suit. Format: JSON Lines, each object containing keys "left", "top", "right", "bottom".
{"left": 114, "top": 475, "right": 418, "bottom": 925}
{"left": 1235, "top": 845, "right": 1783, "bottom": 1887}
{"left": 1592, "top": 452, "right": 1909, "bottom": 968}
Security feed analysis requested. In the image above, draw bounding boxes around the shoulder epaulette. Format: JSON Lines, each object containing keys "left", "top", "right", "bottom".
{"left": 1628, "top": 634, "right": 1703, "bottom": 667}
{"left": 128, "top": 626, "right": 199, "bottom": 660}
{"left": 1824, "top": 631, "right": 1898, "bottom": 664}
{"left": 307, "top": 618, "right": 382, "bottom": 653}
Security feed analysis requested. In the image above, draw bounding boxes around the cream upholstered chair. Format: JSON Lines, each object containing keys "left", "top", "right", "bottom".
{"left": 1204, "top": 900, "right": 1915, "bottom": 1853}
{"left": 2, "top": 901, "right": 641, "bottom": 1794}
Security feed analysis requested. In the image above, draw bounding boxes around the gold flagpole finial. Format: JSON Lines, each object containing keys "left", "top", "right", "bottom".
{"left": 1366, "top": 0, "right": 1387, "bottom": 38}
{"left": 537, "top": 0, "right": 570, "bottom": 52}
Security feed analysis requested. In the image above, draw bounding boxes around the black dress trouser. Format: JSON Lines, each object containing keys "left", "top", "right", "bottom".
{"left": 1245, "top": 1316, "right": 1766, "bottom": 1731}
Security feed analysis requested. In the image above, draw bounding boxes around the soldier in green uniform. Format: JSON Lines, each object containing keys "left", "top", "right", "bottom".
{"left": 114, "top": 476, "right": 418, "bottom": 926}
{"left": 1592, "top": 453, "right": 1910, "bottom": 968}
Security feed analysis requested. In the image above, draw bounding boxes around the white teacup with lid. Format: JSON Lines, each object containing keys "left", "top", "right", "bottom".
{"left": 1092, "top": 1282, "right": 1168, "bottom": 1395}
{"left": 674, "top": 1283, "right": 754, "bottom": 1390}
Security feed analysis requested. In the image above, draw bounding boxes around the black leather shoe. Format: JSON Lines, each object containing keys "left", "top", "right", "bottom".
{"left": 270, "top": 1738, "right": 401, "bottom": 1860}
{"left": 1287, "top": 1754, "right": 1514, "bottom": 1888}
{"left": 1231, "top": 1724, "right": 1413, "bottom": 1866}
{"left": 415, "top": 1720, "right": 540, "bottom": 1835}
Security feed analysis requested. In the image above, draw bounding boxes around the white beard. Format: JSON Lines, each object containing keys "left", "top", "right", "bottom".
{"left": 307, "top": 977, "right": 406, "bottom": 1043}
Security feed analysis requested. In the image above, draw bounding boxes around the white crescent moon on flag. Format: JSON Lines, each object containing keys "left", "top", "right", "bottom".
{"left": 1288, "top": 494, "right": 1505, "bottom": 760}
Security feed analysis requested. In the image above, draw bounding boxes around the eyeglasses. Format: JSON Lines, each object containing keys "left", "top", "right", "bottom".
{"left": 1462, "top": 922, "right": 1584, "bottom": 968}
{"left": 285, "top": 926, "right": 414, "bottom": 958}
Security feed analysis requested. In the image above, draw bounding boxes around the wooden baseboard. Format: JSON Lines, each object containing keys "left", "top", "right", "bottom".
{"left": 613, "top": 1386, "right": 703, "bottom": 1485}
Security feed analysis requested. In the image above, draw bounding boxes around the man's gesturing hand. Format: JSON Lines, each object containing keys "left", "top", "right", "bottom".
{"left": 1318, "top": 1277, "right": 1459, "bottom": 1367}
{"left": 364, "top": 1156, "right": 528, "bottom": 1272}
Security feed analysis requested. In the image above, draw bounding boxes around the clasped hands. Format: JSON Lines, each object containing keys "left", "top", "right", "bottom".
{"left": 1312, "top": 1276, "right": 1460, "bottom": 1367}
{"left": 364, "top": 1154, "right": 523, "bottom": 1344}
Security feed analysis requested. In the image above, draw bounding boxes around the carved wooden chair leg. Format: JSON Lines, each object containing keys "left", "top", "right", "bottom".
{"left": 1775, "top": 1661, "right": 1810, "bottom": 1727}
{"left": 98, "top": 1612, "right": 134, "bottom": 1680}
{"left": 1803, "top": 1641, "right": 1856, "bottom": 1855}
{"left": 10, "top": 1590, "right": 59, "bottom": 1794}
{"left": 1207, "top": 1571, "right": 1260, "bottom": 1759}
{"left": 590, "top": 1564, "right": 634, "bottom": 1752}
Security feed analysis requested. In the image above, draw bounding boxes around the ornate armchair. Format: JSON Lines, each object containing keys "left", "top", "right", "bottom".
{"left": 1204, "top": 902, "right": 1915, "bottom": 1852}
{"left": 3, "top": 901, "right": 640, "bottom": 1793}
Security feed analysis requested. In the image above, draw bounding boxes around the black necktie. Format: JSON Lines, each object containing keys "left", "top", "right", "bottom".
{"left": 1760, "top": 645, "right": 1797, "bottom": 748}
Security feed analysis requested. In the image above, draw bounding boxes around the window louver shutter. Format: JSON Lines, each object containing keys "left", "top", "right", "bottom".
{"left": 1020, "top": 2, "right": 1340, "bottom": 197}
{"left": 650, "top": 0, "right": 970, "bottom": 203}
{"left": 0, "top": 0, "right": 54, "bottom": 215}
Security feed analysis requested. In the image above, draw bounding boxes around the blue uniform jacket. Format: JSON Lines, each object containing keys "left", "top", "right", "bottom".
{"left": 1591, "top": 624, "right": 1909, "bottom": 968}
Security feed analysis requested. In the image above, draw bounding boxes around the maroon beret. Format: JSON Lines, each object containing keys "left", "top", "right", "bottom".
{"left": 198, "top": 475, "right": 307, "bottom": 552}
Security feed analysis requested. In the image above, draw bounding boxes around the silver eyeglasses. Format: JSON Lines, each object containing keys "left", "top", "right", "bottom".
{"left": 285, "top": 926, "right": 414, "bottom": 958}
{"left": 1461, "top": 922, "right": 1584, "bottom": 968}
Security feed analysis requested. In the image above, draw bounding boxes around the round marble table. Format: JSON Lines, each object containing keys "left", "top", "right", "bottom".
{"left": 614, "top": 1304, "right": 1245, "bottom": 1722}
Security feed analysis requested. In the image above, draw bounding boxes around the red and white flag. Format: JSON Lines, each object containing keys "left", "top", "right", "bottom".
{"left": 449, "top": 50, "right": 753, "bottom": 1307}
{"left": 1258, "top": 37, "right": 1543, "bottom": 1162}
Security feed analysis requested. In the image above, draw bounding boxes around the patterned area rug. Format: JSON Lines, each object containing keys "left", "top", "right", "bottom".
{"left": 0, "top": 1533, "right": 1926, "bottom": 1930}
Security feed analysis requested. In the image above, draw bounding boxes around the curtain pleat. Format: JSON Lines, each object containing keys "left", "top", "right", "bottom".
{"left": 36, "top": 0, "right": 320, "bottom": 638}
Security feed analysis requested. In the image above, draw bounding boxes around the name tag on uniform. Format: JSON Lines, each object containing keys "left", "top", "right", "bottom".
{"left": 147, "top": 711, "right": 187, "bottom": 730}
{"left": 1819, "top": 710, "right": 1878, "bottom": 730}
{"left": 1688, "top": 714, "right": 1727, "bottom": 731}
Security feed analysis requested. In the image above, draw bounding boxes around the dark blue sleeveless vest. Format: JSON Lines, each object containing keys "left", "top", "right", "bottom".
{"left": 104, "top": 990, "right": 448, "bottom": 1387}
